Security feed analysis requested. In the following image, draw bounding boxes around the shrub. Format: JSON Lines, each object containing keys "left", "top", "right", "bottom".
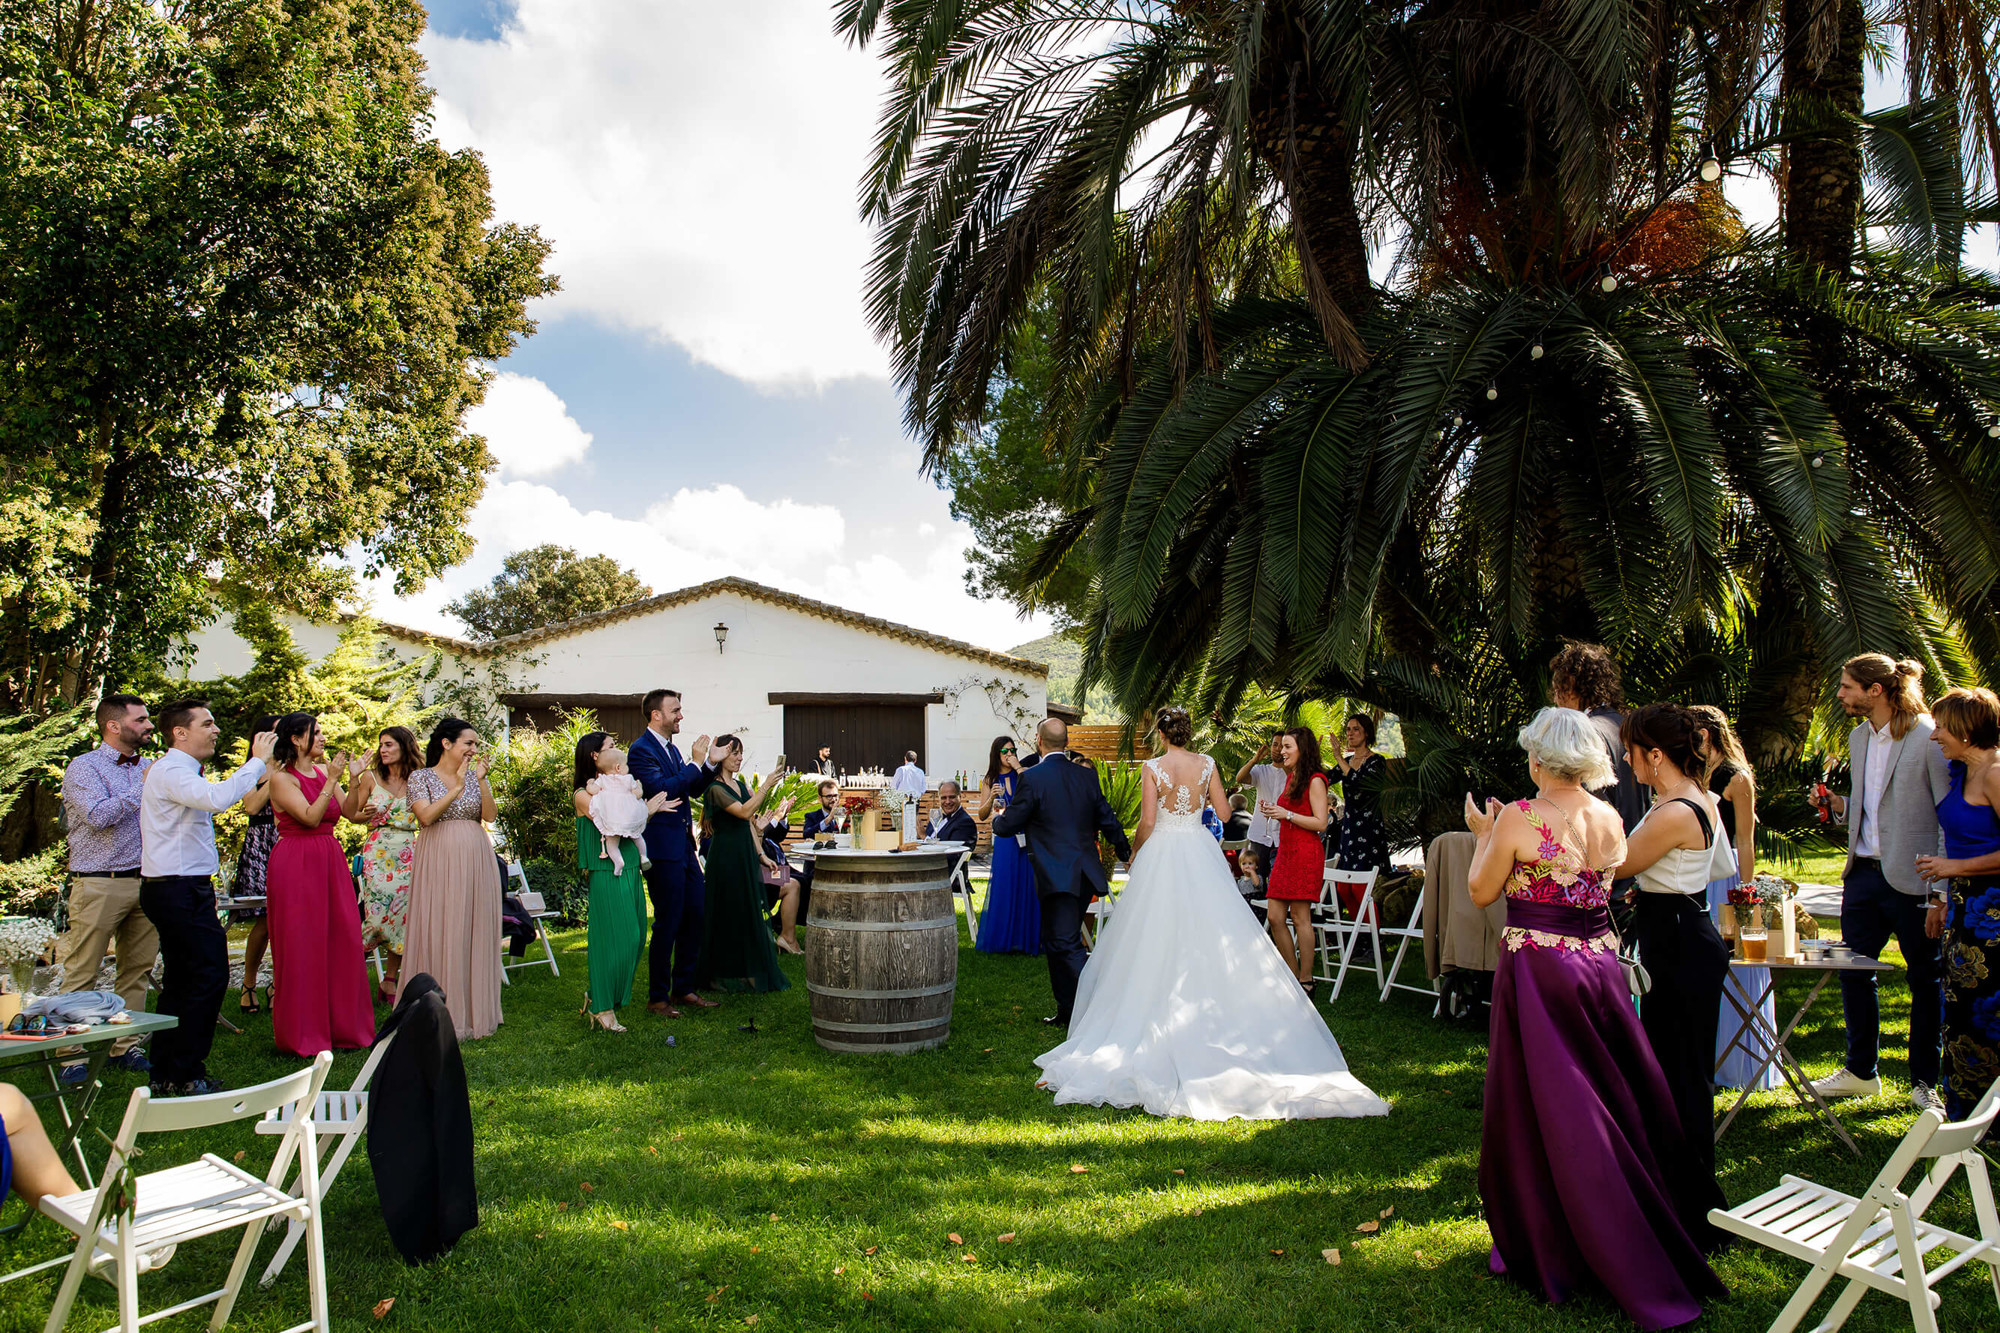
{"left": 0, "top": 846, "right": 64, "bottom": 918}
{"left": 490, "top": 712, "right": 600, "bottom": 922}
{"left": 522, "top": 856, "right": 586, "bottom": 926}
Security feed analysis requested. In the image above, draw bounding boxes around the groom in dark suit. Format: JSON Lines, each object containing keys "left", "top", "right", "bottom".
{"left": 628, "top": 688, "right": 722, "bottom": 1017}
{"left": 992, "top": 718, "right": 1132, "bottom": 1026}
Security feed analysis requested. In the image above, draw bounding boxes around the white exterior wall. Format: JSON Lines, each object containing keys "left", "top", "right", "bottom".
{"left": 175, "top": 589, "right": 1047, "bottom": 787}
{"left": 515, "top": 590, "right": 1046, "bottom": 783}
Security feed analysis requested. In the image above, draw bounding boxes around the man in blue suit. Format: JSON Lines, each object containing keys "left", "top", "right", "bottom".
{"left": 628, "top": 688, "right": 722, "bottom": 1016}
{"left": 922, "top": 780, "right": 979, "bottom": 883}
{"left": 992, "top": 718, "right": 1132, "bottom": 1026}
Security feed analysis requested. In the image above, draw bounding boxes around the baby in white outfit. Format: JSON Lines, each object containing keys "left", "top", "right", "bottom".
{"left": 586, "top": 756, "right": 651, "bottom": 875}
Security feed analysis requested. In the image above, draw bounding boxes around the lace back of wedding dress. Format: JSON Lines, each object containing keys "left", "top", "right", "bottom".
{"left": 1146, "top": 755, "right": 1213, "bottom": 832}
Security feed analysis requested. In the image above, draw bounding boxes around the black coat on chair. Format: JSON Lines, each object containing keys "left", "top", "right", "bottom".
{"left": 367, "top": 973, "right": 477, "bottom": 1264}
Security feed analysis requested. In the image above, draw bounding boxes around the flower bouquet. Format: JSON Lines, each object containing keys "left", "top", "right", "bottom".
{"left": 1725, "top": 875, "right": 1798, "bottom": 960}
{"left": 0, "top": 916, "right": 56, "bottom": 1018}
{"left": 852, "top": 790, "right": 904, "bottom": 850}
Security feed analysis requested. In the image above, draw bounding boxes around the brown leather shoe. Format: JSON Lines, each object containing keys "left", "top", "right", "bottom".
{"left": 674, "top": 992, "right": 721, "bottom": 1009}
{"left": 646, "top": 1001, "right": 683, "bottom": 1018}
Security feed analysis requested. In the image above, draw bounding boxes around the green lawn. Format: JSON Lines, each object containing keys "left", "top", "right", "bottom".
{"left": 3, "top": 919, "right": 1994, "bottom": 1332}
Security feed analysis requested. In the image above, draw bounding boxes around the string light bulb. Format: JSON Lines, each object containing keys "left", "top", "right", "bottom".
{"left": 1452, "top": 415, "right": 1464, "bottom": 428}
{"left": 1698, "top": 142, "right": 1723, "bottom": 183}
{"left": 1988, "top": 423, "right": 2000, "bottom": 438}
{"left": 1485, "top": 385, "right": 1499, "bottom": 401}
{"left": 1600, "top": 275, "right": 1619, "bottom": 293}
{"left": 1809, "top": 453, "right": 1825, "bottom": 469}
{"left": 1530, "top": 343, "right": 1545, "bottom": 360}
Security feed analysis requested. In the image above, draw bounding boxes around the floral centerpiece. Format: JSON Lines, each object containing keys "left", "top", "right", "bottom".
{"left": 0, "top": 915, "right": 56, "bottom": 997}
{"left": 1725, "top": 874, "right": 1800, "bottom": 959}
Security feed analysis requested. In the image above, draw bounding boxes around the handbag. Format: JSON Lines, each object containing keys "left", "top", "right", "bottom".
{"left": 1618, "top": 944, "right": 1652, "bottom": 999}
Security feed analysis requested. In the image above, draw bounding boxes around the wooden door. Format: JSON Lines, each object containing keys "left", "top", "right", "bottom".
{"left": 783, "top": 704, "right": 925, "bottom": 775}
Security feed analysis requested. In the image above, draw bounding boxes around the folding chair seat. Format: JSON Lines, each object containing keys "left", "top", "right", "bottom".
{"left": 25, "top": 1052, "right": 335, "bottom": 1333}
{"left": 500, "top": 862, "right": 560, "bottom": 984}
{"left": 251, "top": 1033, "right": 395, "bottom": 1289}
{"left": 1710, "top": 1080, "right": 2000, "bottom": 1332}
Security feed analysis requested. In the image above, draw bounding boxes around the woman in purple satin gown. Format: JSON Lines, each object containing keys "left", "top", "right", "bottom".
{"left": 1466, "top": 708, "right": 1724, "bottom": 1329}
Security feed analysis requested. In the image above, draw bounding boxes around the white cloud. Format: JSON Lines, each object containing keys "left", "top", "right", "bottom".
{"left": 368, "top": 480, "right": 1044, "bottom": 653}
{"left": 465, "top": 372, "right": 593, "bottom": 477}
{"left": 422, "top": 2, "right": 888, "bottom": 387}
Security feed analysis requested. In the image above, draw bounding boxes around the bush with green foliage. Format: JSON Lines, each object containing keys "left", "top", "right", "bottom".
{"left": 488, "top": 713, "right": 600, "bottom": 924}
{"left": 0, "top": 846, "right": 64, "bottom": 918}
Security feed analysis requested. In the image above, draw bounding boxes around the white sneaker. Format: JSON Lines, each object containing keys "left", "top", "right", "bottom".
{"left": 1911, "top": 1082, "right": 1947, "bottom": 1115}
{"left": 1809, "top": 1068, "right": 1881, "bottom": 1099}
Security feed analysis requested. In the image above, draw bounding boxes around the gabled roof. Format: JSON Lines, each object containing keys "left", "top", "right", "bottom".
{"left": 464, "top": 576, "right": 1049, "bottom": 677}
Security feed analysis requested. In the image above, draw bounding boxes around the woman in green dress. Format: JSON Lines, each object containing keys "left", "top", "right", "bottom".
{"left": 573, "top": 732, "right": 675, "bottom": 1031}
{"left": 697, "top": 736, "right": 791, "bottom": 994}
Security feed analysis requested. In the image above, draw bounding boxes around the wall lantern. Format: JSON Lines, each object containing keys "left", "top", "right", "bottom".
{"left": 714, "top": 621, "right": 729, "bottom": 654}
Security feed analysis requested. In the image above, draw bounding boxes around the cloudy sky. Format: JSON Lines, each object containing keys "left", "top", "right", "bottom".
{"left": 361, "top": 0, "right": 1051, "bottom": 652}
{"left": 381, "top": 2, "right": 1992, "bottom": 654}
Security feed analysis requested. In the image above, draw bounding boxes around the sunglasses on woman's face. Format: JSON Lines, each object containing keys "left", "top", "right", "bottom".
{"left": 1001, "top": 747, "right": 1016, "bottom": 755}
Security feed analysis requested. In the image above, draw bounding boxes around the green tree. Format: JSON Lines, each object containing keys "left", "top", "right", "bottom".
{"left": 445, "top": 544, "right": 653, "bottom": 640}
{"left": 849, "top": 1, "right": 2000, "bottom": 769}
{"left": 933, "top": 300, "right": 1096, "bottom": 627}
{"left": 0, "top": 0, "right": 556, "bottom": 712}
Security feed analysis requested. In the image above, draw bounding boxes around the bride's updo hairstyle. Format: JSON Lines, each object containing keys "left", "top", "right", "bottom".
{"left": 1156, "top": 706, "right": 1194, "bottom": 748}
{"left": 1517, "top": 708, "right": 1615, "bottom": 790}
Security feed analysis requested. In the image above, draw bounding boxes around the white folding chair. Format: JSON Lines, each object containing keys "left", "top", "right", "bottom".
{"left": 251, "top": 1033, "right": 395, "bottom": 1289}
{"left": 1364, "top": 876, "right": 1434, "bottom": 1003}
{"left": 500, "top": 862, "right": 560, "bottom": 983}
{"left": 950, "top": 858, "right": 980, "bottom": 942}
{"left": 30, "top": 1052, "right": 335, "bottom": 1333}
{"left": 1310, "top": 866, "right": 1379, "bottom": 1000}
{"left": 1710, "top": 1080, "right": 2000, "bottom": 1333}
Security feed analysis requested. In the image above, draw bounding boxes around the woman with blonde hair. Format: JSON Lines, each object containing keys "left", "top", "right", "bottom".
{"left": 1467, "top": 708, "right": 1723, "bottom": 1326}
{"left": 1919, "top": 687, "right": 2000, "bottom": 1118}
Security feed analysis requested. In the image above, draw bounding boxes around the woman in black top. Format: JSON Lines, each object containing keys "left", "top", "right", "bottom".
{"left": 1689, "top": 705, "right": 1756, "bottom": 888}
{"left": 1332, "top": 715, "right": 1389, "bottom": 872}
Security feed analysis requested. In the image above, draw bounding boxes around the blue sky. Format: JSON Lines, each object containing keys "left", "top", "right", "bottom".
{"left": 390, "top": 1, "right": 1993, "bottom": 654}
{"left": 370, "top": 0, "right": 1051, "bottom": 653}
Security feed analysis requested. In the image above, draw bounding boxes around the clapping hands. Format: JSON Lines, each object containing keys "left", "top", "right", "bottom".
{"left": 647, "top": 793, "right": 683, "bottom": 816}
{"left": 1463, "top": 792, "right": 1502, "bottom": 836}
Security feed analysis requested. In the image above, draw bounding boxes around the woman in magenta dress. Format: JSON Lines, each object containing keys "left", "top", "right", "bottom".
{"left": 1465, "top": 707, "right": 1722, "bottom": 1329}
{"left": 265, "top": 713, "right": 376, "bottom": 1059}
{"left": 1260, "top": 727, "right": 1330, "bottom": 994}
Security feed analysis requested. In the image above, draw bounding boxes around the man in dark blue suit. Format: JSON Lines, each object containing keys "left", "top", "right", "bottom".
{"left": 922, "top": 780, "right": 979, "bottom": 883}
{"left": 992, "top": 719, "right": 1132, "bottom": 1025}
{"left": 628, "top": 688, "right": 722, "bottom": 1016}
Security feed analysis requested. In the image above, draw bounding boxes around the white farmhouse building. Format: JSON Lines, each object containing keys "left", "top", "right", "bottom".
{"left": 178, "top": 577, "right": 1066, "bottom": 785}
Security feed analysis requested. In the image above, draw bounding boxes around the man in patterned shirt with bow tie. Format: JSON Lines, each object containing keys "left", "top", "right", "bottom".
{"left": 55, "top": 694, "right": 160, "bottom": 1079}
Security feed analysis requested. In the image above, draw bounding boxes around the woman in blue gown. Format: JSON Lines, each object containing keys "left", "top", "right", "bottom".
{"left": 975, "top": 735, "right": 1040, "bottom": 954}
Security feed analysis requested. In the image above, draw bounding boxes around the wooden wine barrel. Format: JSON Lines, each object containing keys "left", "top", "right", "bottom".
{"left": 805, "top": 849, "right": 957, "bottom": 1054}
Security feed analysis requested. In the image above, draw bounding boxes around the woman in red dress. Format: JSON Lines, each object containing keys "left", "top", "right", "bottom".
{"left": 266, "top": 713, "right": 377, "bottom": 1059}
{"left": 1260, "top": 727, "right": 1331, "bottom": 994}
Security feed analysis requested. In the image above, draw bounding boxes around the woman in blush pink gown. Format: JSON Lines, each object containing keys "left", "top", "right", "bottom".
{"left": 265, "top": 713, "right": 377, "bottom": 1058}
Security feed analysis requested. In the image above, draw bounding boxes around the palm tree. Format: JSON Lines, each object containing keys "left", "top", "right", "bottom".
{"left": 849, "top": 0, "right": 2000, "bottom": 764}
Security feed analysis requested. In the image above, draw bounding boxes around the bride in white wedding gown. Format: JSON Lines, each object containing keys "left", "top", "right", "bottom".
{"left": 1034, "top": 719, "right": 1391, "bottom": 1121}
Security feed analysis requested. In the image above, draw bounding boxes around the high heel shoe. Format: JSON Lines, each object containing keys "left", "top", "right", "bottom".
{"left": 581, "top": 996, "right": 627, "bottom": 1033}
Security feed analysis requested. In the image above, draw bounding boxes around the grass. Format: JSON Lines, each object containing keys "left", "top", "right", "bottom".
{"left": 3, "top": 914, "right": 1995, "bottom": 1332}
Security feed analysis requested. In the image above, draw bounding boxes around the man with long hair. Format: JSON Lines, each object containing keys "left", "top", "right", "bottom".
{"left": 1812, "top": 654, "right": 1954, "bottom": 1111}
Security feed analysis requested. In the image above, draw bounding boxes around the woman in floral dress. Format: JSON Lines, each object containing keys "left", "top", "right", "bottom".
{"left": 342, "top": 726, "right": 419, "bottom": 1004}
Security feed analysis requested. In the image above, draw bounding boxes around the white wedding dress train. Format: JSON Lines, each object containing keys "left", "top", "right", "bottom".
{"left": 1034, "top": 756, "right": 1391, "bottom": 1121}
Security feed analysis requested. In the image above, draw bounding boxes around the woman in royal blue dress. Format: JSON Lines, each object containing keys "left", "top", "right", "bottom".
{"left": 1919, "top": 687, "right": 2000, "bottom": 1119}
{"left": 1466, "top": 708, "right": 1723, "bottom": 1329}
{"left": 976, "top": 735, "right": 1040, "bottom": 954}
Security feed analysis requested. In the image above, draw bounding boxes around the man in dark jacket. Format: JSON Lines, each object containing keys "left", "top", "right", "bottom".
{"left": 993, "top": 719, "right": 1132, "bottom": 1026}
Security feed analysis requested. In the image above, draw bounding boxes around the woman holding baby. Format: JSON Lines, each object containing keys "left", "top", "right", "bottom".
{"left": 573, "top": 731, "right": 679, "bottom": 1031}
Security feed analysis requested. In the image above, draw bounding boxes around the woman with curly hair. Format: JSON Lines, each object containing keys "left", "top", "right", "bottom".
{"left": 1918, "top": 688, "right": 2000, "bottom": 1119}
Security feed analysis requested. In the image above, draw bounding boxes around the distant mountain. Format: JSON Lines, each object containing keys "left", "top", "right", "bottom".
{"left": 1008, "top": 633, "right": 1111, "bottom": 718}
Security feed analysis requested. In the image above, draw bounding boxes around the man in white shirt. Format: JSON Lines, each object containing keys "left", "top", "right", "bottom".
{"left": 891, "top": 752, "right": 927, "bottom": 798}
{"left": 139, "top": 700, "right": 275, "bottom": 1096}
{"left": 1233, "top": 731, "right": 1289, "bottom": 892}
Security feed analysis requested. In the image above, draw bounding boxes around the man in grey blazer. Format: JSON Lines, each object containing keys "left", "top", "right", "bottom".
{"left": 1811, "top": 655, "right": 1952, "bottom": 1111}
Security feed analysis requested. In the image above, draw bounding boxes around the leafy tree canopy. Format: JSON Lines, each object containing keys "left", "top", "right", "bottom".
{"left": 0, "top": 0, "right": 557, "bottom": 713}
{"left": 445, "top": 544, "right": 653, "bottom": 641}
